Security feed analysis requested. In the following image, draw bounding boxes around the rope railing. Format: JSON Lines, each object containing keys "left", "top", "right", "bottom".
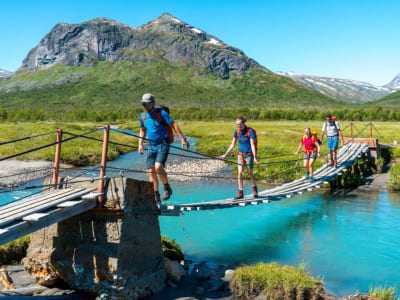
{"left": 0, "top": 131, "right": 56, "bottom": 146}
{"left": 0, "top": 128, "right": 100, "bottom": 162}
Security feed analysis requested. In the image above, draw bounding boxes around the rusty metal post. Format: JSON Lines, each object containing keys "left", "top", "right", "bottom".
{"left": 52, "top": 129, "right": 63, "bottom": 189}
{"left": 98, "top": 125, "right": 110, "bottom": 207}
{"left": 369, "top": 122, "right": 373, "bottom": 138}
{"left": 350, "top": 122, "right": 353, "bottom": 138}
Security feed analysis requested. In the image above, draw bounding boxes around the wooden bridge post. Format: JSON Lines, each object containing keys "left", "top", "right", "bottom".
{"left": 51, "top": 129, "right": 63, "bottom": 189}
{"left": 350, "top": 122, "right": 353, "bottom": 138}
{"left": 369, "top": 122, "right": 373, "bottom": 138}
{"left": 98, "top": 125, "right": 110, "bottom": 207}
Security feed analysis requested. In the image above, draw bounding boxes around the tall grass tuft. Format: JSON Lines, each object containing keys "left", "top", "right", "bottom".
{"left": 230, "top": 262, "right": 323, "bottom": 299}
{"left": 369, "top": 285, "right": 398, "bottom": 300}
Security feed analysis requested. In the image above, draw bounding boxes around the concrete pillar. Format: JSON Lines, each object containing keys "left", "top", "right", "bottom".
{"left": 22, "top": 177, "right": 165, "bottom": 299}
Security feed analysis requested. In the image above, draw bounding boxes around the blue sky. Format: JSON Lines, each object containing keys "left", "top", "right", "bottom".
{"left": 1, "top": 0, "right": 399, "bottom": 85}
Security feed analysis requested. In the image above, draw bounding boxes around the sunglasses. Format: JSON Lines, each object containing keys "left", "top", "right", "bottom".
{"left": 142, "top": 102, "right": 152, "bottom": 107}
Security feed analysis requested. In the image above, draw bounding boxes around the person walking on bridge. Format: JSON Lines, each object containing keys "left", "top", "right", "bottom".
{"left": 220, "top": 117, "right": 259, "bottom": 200}
{"left": 295, "top": 128, "right": 320, "bottom": 182}
{"left": 138, "top": 93, "right": 190, "bottom": 202}
{"left": 320, "top": 114, "right": 344, "bottom": 168}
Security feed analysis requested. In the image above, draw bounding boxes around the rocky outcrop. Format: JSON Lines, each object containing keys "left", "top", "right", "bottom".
{"left": 22, "top": 177, "right": 166, "bottom": 299}
{"left": 21, "top": 13, "right": 262, "bottom": 78}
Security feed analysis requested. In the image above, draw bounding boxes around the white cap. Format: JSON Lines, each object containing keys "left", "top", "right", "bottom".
{"left": 141, "top": 93, "right": 155, "bottom": 103}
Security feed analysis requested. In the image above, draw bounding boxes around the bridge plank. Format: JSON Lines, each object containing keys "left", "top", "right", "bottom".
{"left": 0, "top": 197, "right": 97, "bottom": 246}
{"left": 0, "top": 188, "right": 96, "bottom": 227}
{"left": 0, "top": 189, "right": 85, "bottom": 217}
{"left": 160, "top": 143, "right": 368, "bottom": 214}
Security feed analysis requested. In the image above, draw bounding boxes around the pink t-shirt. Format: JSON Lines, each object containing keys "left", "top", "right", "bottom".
{"left": 301, "top": 136, "right": 317, "bottom": 152}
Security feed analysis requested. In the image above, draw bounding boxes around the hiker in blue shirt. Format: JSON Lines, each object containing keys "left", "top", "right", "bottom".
{"left": 220, "top": 117, "right": 259, "bottom": 200}
{"left": 138, "top": 93, "right": 189, "bottom": 202}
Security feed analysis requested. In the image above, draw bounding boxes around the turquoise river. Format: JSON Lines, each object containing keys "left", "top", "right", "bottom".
{"left": 1, "top": 138, "right": 399, "bottom": 297}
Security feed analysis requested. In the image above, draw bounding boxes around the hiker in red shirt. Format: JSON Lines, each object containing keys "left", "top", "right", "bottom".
{"left": 220, "top": 117, "right": 259, "bottom": 199}
{"left": 295, "top": 128, "right": 321, "bottom": 182}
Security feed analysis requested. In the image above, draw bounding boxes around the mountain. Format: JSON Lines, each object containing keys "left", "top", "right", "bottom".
{"left": 277, "top": 72, "right": 400, "bottom": 104}
{"left": 21, "top": 14, "right": 261, "bottom": 79}
{"left": 0, "top": 13, "right": 343, "bottom": 109}
{"left": 384, "top": 73, "right": 400, "bottom": 90}
{"left": 0, "top": 69, "right": 13, "bottom": 79}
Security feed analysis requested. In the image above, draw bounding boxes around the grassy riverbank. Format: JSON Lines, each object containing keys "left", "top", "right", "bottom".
{"left": 1, "top": 120, "right": 399, "bottom": 182}
{"left": 0, "top": 123, "right": 134, "bottom": 166}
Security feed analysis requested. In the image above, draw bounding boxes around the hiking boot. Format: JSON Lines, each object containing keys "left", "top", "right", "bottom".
{"left": 154, "top": 191, "right": 161, "bottom": 203}
{"left": 309, "top": 176, "right": 314, "bottom": 182}
{"left": 305, "top": 172, "right": 310, "bottom": 178}
{"left": 252, "top": 186, "right": 258, "bottom": 198}
{"left": 234, "top": 190, "right": 244, "bottom": 200}
{"left": 162, "top": 183, "right": 173, "bottom": 201}
{"left": 334, "top": 160, "right": 338, "bottom": 168}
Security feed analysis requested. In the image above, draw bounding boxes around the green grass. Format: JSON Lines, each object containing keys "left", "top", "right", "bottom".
{"left": 369, "top": 285, "right": 398, "bottom": 300}
{"left": 0, "top": 235, "right": 30, "bottom": 265}
{"left": 0, "top": 122, "right": 136, "bottom": 166}
{"left": 230, "top": 262, "right": 323, "bottom": 299}
{"left": 389, "top": 164, "right": 400, "bottom": 190}
{"left": 0, "top": 61, "right": 341, "bottom": 109}
{"left": 1, "top": 120, "right": 398, "bottom": 182}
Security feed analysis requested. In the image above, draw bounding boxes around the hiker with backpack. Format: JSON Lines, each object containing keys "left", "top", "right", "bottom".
{"left": 138, "top": 93, "right": 190, "bottom": 202}
{"left": 220, "top": 117, "right": 259, "bottom": 200}
{"left": 320, "top": 114, "right": 344, "bottom": 168}
{"left": 295, "top": 128, "right": 321, "bottom": 182}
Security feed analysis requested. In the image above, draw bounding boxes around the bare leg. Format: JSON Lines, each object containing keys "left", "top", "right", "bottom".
{"left": 238, "top": 164, "right": 244, "bottom": 190}
{"left": 148, "top": 167, "right": 159, "bottom": 192}
{"left": 155, "top": 163, "right": 168, "bottom": 185}
{"left": 303, "top": 159, "right": 309, "bottom": 173}
{"left": 247, "top": 167, "right": 256, "bottom": 186}
{"left": 332, "top": 150, "right": 337, "bottom": 166}
{"left": 309, "top": 158, "right": 315, "bottom": 176}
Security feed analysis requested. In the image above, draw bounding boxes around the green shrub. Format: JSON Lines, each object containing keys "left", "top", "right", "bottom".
{"left": 0, "top": 235, "right": 30, "bottom": 265}
{"left": 161, "top": 235, "right": 184, "bottom": 261}
{"left": 230, "top": 262, "right": 323, "bottom": 299}
{"left": 369, "top": 285, "right": 398, "bottom": 300}
{"left": 389, "top": 164, "right": 400, "bottom": 190}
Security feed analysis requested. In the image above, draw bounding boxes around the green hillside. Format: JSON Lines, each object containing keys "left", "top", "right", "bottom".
{"left": 370, "top": 90, "right": 400, "bottom": 107}
{"left": 0, "top": 61, "right": 345, "bottom": 109}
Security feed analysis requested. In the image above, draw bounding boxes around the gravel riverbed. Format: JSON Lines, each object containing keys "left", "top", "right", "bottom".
{"left": 0, "top": 160, "right": 54, "bottom": 188}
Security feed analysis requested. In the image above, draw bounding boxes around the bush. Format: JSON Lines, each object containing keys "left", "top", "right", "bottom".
{"left": 0, "top": 235, "right": 30, "bottom": 265}
{"left": 230, "top": 262, "right": 323, "bottom": 299}
{"left": 389, "top": 164, "right": 400, "bottom": 190}
{"left": 161, "top": 235, "right": 184, "bottom": 261}
{"left": 369, "top": 285, "right": 398, "bottom": 300}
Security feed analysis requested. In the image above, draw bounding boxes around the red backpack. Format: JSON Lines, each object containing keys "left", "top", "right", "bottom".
{"left": 142, "top": 106, "right": 174, "bottom": 143}
{"left": 236, "top": 127, "right": 258, "bottom": 154}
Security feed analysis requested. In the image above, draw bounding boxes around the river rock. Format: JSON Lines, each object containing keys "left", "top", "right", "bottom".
{"left": 190, "top": 261, "right": 212, "bottom": 281}
{"left": 164, "top": 257, "right": 186, "bottom": 283}
{"left": 223, "top": 269, "right": 234, "bottom": 281}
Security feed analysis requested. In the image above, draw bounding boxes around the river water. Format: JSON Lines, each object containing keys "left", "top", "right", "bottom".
{"left": 1, "top": 138, "right": 399, "bottom": 297}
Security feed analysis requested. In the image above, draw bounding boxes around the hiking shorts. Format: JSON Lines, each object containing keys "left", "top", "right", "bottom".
{"left": 237, "top": 155, "right": 254, "bottom": 169}
{"left": 327, "top": 136, "right": 339, "bottom": 151}
{"left": 146, "top": 143, "right": 170, "bottom": 169}
{"left": 304, "top": 152, "right": 317, "bottom": 160}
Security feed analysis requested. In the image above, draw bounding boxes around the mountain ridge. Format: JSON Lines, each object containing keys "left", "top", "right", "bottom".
{"left": 276, "top": 71, "right": 400, "bottom": 104}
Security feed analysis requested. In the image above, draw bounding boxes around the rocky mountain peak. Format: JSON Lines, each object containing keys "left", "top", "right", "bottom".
{"left": 20, "top": 14, "right": 262, "bottom": 78}
{"left": 384, "top": 73, "right": 400, "bottom": 90}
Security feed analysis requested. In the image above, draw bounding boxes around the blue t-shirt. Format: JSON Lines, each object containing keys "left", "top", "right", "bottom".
{"left": 140, "top": 109, "right": 173, "bottom": 145}
{"left": 233, "top": 127, "right": 256, "bottom": 154}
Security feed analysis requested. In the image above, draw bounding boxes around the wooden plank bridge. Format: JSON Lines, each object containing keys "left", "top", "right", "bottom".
{"left": 0, "top": 123, "right": 382, "bottom": 245}
{"left": 159, "top": 142, "right": 369, "bottom": 215}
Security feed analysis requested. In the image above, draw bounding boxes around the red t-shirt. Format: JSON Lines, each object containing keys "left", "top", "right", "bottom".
{"left": 301, "top": 136, "right": 317, "bottom": 153}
